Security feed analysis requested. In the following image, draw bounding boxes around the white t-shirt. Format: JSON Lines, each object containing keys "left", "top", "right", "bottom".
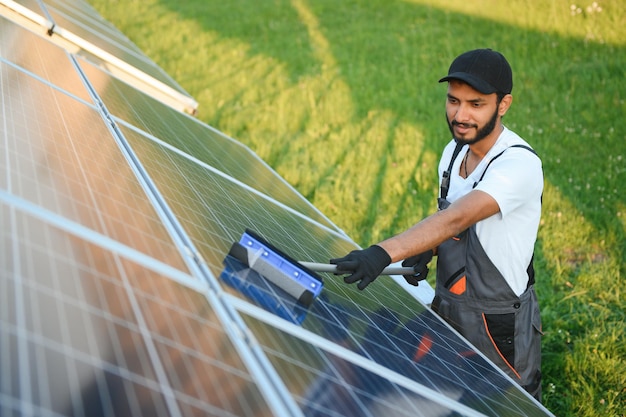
{"left": 437, "top": 127, "right": 543, "bottom": 296}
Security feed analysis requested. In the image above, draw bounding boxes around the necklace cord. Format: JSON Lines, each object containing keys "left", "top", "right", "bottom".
{"left": 463, "top": 150, "right": 470, "bottom": 177}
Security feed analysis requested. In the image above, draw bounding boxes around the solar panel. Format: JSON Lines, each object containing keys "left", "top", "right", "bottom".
{"left": 0, "top": 1, "right": 555, "bottom": 416}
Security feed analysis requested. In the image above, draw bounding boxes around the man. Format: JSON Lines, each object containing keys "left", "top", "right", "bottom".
{"left": 330, "top": 49, "right": 544, "bottom": 400}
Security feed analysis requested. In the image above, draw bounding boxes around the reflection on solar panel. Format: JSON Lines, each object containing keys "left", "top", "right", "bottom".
{"left": 0, "top": 1, "right": 555, "bottom": 415}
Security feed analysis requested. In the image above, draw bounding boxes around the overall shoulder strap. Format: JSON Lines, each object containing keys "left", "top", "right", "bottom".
{"left": 474, "top": 144, "right": 537, "bottom": 187}
{"left": 440, "top": 141, "right": 464, "bottom": 200}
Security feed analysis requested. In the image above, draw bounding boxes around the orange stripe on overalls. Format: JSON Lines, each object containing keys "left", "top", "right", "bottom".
{"left": 449, "top": 276, "right": 466, "bottom": 295}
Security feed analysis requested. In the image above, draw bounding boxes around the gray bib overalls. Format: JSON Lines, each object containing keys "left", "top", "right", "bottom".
{"left": 432, "top": 143, "right": 543, "bottom": 400}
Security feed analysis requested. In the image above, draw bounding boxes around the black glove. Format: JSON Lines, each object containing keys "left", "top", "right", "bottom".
{"left": 401, "top": 250, "right": 433, "bottom": 286}
{"left": 330, "top": 245, "right": 391, "bottom": 290}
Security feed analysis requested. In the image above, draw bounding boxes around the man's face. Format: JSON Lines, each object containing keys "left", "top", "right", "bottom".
{"left": 445, "top": 80, "right": 503, "bottom": 146}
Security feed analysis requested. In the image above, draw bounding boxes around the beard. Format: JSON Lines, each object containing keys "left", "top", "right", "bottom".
{"left": 447, "top": 107, "right": 499, "bottom": 145}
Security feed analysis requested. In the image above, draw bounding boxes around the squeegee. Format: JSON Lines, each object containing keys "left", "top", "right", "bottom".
{"left": 227, "top": 229, "right": 415, "bottom": 307}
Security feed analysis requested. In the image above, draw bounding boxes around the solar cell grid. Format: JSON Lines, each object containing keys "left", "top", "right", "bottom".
{"left": 0, "top": 206, "right": 275, "bottom": 416}
{"left": 0, "top": 16, "right": 92, "bottom": 102}
{"left": 238, "top": 311, "right": 477, "bottom": 417}
{"left": 78, "top": 58, "right": 338, "bottom": 230}
{"left": 120, "top": 125, "right": 351, "bottom": 266}
{"left": 0, "top": 60, "right": 191, "bottom": 272}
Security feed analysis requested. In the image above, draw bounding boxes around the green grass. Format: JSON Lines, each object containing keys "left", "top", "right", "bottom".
{"left": 88, "top": 0, "right": 626, "bottom": 415}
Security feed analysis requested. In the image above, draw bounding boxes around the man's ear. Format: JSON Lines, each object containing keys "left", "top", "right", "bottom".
{"left": 499, "top": 94, "right": 513, "bottom": 116}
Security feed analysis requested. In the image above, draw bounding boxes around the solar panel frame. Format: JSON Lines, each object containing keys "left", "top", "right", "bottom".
{"left": 2, "top": 0, "right": 199, "bottom": 114}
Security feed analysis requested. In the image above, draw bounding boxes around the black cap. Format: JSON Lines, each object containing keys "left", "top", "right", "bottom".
{"left": 439, "top": 49, "right": 512, "bottom": 94}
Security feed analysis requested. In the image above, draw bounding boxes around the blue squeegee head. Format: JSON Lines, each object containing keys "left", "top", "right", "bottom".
{"left": 232, "top": 229, "right": 324, "bottom": 307}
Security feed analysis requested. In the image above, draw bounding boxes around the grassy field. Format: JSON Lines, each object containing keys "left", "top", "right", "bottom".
{"left": 88, "top": 1, "right": 625, "bottom": 415}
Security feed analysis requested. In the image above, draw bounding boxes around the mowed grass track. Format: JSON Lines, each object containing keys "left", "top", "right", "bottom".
{"left": 88, "top": 1, "right": 626, "bottom": 415}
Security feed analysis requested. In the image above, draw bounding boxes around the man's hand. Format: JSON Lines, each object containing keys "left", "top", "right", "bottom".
{"left": 330, "top": 245, "right": 392, "bottom": 290}
{"left": 401, "top": 250, "right": 433, "bottom": 286}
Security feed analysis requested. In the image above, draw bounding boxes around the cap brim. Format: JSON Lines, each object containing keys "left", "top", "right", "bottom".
{"left": 439, "top": 72, "right": 497, "bottom": 94}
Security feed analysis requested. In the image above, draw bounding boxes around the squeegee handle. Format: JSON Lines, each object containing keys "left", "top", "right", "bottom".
{"left": 299, "top": 262, "right": 415, "bottom": 276}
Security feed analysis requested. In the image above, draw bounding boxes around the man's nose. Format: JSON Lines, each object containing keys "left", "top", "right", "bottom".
{"left": 454, "top": 103, "right": 471, "bottom": 122}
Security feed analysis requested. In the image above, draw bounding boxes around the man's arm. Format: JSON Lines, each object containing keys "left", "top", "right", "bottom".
{"left": 378, "top": 189, "right": 500, "bottom": 263}
{"left": 329, "top": 189, "right": 500, "bottom": 290}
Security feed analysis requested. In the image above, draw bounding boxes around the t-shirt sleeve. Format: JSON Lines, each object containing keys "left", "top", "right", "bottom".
{"left": 474, "top": 148, "right": 543, "bottom": 217}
